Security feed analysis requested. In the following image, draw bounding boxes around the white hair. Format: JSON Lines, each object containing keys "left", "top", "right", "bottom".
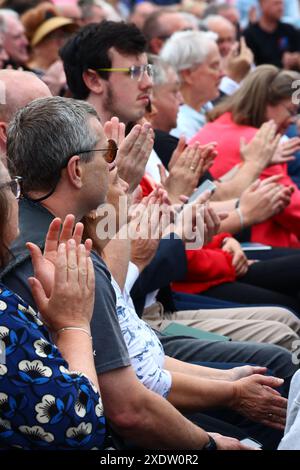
{"left": 160, "top": 30, "right": 218, "bottom": 71}
{"left": 93, "top": 0, "right": 122, "bottom": 21}
{"left": 0, "top": 8, "right": 19, "bottom": 32}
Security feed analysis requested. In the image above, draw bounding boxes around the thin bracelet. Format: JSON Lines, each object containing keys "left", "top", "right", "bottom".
{"left": 236, "top": 207, "right": 244, "bottom": 230}
{"left": 56, "top": 327, "right": 92, "bottom": 340}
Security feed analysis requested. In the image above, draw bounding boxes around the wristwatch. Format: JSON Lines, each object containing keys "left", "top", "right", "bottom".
{"left": 202, "top": 435, "right": 218, "bottom": 451}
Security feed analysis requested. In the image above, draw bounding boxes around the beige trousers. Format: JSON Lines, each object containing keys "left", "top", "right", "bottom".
{"left": 143, "top": 303, "right": 300, "bottom": 352}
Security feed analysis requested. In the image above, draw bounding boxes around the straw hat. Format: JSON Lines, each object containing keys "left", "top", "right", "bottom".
{"left": 31, "top": 16, "right": 78, "bottom": 47}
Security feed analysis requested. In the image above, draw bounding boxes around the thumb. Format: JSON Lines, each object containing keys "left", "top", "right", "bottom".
{"left": 259, "top": 375, "right": 284, "bottom": 388}
{"left": 28, "top": 277, "right": 48, "bottom": 313}
{"left": 158, "top": 164, "right": 167, "bottom": 184}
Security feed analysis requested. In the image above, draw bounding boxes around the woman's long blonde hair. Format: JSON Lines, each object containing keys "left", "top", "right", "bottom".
{"left": 208, "top": 65, "right": 300, "bottom": 127}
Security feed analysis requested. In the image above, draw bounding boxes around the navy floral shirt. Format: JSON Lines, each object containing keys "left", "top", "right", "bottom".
{"left": 0, "top": 282, "right": 106, "bottom": 449}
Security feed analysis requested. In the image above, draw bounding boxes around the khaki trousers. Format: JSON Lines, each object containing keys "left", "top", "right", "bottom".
{"left": 143, "top": 303, "right": 300, "bottom": 352}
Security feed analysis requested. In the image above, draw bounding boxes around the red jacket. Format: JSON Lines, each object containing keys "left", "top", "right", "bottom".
{"left": 140, "top": 175, "right": 237, "bottom": 294}
{"left": 190, "top": 112, "right": 300, "bottom": 248}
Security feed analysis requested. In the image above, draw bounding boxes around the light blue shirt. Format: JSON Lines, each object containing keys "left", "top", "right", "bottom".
{"left": 237, "top": 0, "right": 300, "bottom": 28}
{"left": 170, "top": 103, "right": 213, "bottom": 141}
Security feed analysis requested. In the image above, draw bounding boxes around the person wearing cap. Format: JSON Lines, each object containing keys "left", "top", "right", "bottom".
{"left": 21, "top": 2, "right": 78, "bottom": 74}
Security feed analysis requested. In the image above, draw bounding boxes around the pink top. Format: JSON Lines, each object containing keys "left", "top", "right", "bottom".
{"left": 190, "top": 112, "right": 300, "bottom": 247}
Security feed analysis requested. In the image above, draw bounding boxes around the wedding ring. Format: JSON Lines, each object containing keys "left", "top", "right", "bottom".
{"left": 190, "top": 166, "right": 196, "bottom": 171}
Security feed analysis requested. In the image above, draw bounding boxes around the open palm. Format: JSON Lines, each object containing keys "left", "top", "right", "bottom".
{"left": 27, "top": 215, "right": 92, "bottom": 298}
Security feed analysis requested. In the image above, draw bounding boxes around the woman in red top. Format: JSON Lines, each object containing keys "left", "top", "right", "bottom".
{"left": 190, "top": 65, "right": 300, "bottom": 248}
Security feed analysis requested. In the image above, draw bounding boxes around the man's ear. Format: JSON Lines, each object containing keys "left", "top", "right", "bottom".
{"left": 65, "top": 155, "right": 83, "bottom": 189}
{"left": 0, "top": 122, "right": 7, "bottom": 145}
{"left": 83, "top": 69, "right": 105, "bottom": 95}
{"left": 149, "top": 37, "right": 164, "bottom": 55}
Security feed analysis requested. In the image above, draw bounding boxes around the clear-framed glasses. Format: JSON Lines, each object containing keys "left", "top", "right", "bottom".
{"left": 96, "top": 64, "right": 154, "bottom": 81}
{"left": 0, "top": 176, "right": 22, "bottom": 199}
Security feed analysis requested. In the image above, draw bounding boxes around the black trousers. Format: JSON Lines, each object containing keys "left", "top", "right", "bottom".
{"left": 203, "top": 253, "right": 300, "bottom": 317}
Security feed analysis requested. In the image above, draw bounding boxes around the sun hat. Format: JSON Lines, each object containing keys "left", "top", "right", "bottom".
{"left": 31, "top": 16, "right": 78, "bottom": 47}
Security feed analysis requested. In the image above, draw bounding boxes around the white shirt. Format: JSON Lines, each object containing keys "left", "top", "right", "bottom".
{"left": 112, "top": 275, "right": 172, "bottom": 398}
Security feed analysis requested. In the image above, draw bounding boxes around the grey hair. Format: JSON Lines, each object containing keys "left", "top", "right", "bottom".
{"left": 179, "top": 12, "right": 201, "bottom": 30}
{"left": 202, "top": 14, "right": 235, "bottom": 31}
{"left": 148, "top": 53, "right": 178, "bottom": 86}
{"left": 7, "top": 96, "right": 99, "bottom": 193}
{"left": 0, "top": 9, "right": 19, "bottom": 32}
{"left": 160, "top": 30, "right": 217, "bottom": 71}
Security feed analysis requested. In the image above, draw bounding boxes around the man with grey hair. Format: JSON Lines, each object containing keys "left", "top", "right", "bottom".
{"left": 0, "top": 8, "right": 29, "bottom": 68}
{"left": 160, "top": 29, "right": 223, "bottom": 139}
{"left": 0, "top": 17, "right": 9, "bottom": 70}
{"left": 203, "top": 15, "right": 254, "bottom": 96}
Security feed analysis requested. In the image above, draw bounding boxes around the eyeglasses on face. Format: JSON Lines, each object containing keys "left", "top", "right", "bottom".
{"left": 62, "top": 139, "right": 118, "bottom": 168}
{"left": 96, "top": 64, "right": 154, "bottom": 81}
{"left": 0, "top": 176, "right": 22, "bottom": 199}
{"left": 77, "top": 138, "right": 118, "bottom": 164}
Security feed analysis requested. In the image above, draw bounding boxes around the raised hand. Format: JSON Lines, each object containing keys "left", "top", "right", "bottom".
{"left": 240, "top": 121, "right": 281, "bottom": 171}
{"left": 29, "top": 239, "right": 95, "bottom": 332}
{"left": 27, "top": 215, "right": 92, "bottom": 298}
{"left": 105, "top": 117, "right": 154, "bottom": 193}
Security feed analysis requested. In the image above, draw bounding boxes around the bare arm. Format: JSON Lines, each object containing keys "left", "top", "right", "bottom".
{"left": 98, "top": 366, "right": 209, "bottom": 449}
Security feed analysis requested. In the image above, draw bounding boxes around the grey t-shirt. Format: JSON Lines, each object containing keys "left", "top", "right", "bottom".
{"left": 2, "top": 198, "right": 130, "bottom": 374}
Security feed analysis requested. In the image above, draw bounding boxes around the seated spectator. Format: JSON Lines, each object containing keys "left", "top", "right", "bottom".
{"left": 129, "top": 1, "right": 160, "bottom": 31}
{"left": 160, "top": 29, "right": 223, "bottom": 140}
{"left": 0, "top": 17, "right": 9, "bottom": 69}
{"left": 243, "top": 0, "right": 300, "bottom": 69}
{"left": 142, "top": 9, "right": 197, "bottom": 54}
{"left": 86, "top": 168, "right": 288, "bottom": 449}
{"left": 203, "top": 15, "right": 254, "bottom": 96}
{"left": 5, "top": 94, "right": 255, "bottom": 450}
{"left": 190, "top": 65, "right": 300, "bottom": 248}
{"left": 79, "top": 0, "right": 107, "bottom": 25}
{"left": 21, "top": 2, "right": 78, "bottom": 74}
{"left": 0, "top": 8, "right": 29, "bottom": 68}
{"left": 0, "top": 162, "right": 106, "bottom": 449}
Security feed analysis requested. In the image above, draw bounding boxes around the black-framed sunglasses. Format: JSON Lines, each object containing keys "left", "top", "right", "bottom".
{"left": 78, "top": 138, "right": 118, "bottom": 164}
{"left": 62, "top": 139, "right": 118, "bottom": 168}
{"left": 0, "top": 176, "right": 22, "bottom": 199}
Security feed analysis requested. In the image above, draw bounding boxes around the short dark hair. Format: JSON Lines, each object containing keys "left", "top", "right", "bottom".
{"left": 60, "top": 20, "right": 147, "bottom": 100}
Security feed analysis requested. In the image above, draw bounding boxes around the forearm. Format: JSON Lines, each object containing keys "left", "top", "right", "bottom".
{"left": 210, "top": 199, "right": 237, "bottom": 212}
{"left": 219, "top": 209, "right": 244, "bottom": 234}
{"left": 164, "top": 356, "right": 231, "bottom": 381}
{"left": 54, "top": 329, "right": 99, "bottom": 391}
{"left": 167, "top": 371, "right": 235, "bottom": 412}
{"left": 214, "top": 161, "right": 263, "bottom": 200}
{"left": 99, "top": 367, "right": 210, "bottom": 449}
{"left": 102, "top": 237, "right": 131, "bottom": 291}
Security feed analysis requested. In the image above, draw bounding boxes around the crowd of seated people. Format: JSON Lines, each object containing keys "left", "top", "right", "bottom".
{"left": 1, "top": 0, "right": 300, "bottom": 452}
